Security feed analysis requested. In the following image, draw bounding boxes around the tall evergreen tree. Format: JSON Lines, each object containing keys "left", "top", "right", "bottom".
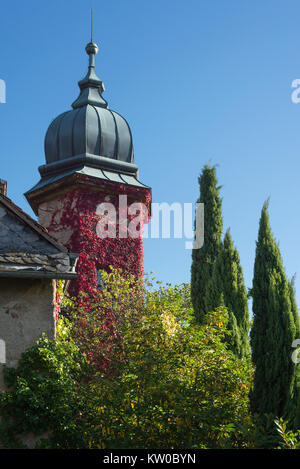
{"left": 287, "top": 276, "right": 300, "bottom": 428}
{"left": 250, "top": 201, "right": 298, "bottom": 421}
{"left": 191, "top": 164, "right": 223, "bottom": 322}
{"left": 289, "top": 276, "right": 300, "bottom": 337}
{"left": 209, "top": 229, "right": 250, "bottom": 358}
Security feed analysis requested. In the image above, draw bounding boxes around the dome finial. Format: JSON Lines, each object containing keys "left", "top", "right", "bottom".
{"left": 85, "top": 9, "right": 99, "bottom": 65}
{"left": 85, "top": 41, "right": 99, "bottom": 60}
{"left": 91, "top": 7, "right": 93, "bottom": 42}
{"left": 71, "top": 9, "right": 108, "bottom": 109}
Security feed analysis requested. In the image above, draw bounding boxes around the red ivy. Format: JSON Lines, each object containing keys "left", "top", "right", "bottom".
{"left": 42, "top": 175, "right": 151, "bottom": 300}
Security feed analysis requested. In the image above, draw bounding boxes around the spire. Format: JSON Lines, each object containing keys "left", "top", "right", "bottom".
{"left": 72, "top": 24, "right": 108, "bottom": 109}
{"left": 91, "top": 7, "right": 93, "bottom": 43}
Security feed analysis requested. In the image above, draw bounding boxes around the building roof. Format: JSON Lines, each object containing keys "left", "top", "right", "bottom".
{"left": 0, "top": 252, "right": 77, "bottom": 280}
{"left": 0, "top": 192, "right": 68, "bottom": 252}
{"left": 0, "top": 192, "right": 78, "bottom": 280}
{"left": 26, "top": 164, "right": 150, "bottom": 197}
{"left": 43, "top": 40, "right": 136, "bottom": 178}
{"left": 25, "top": 37, "right": 151, "bottom": 213}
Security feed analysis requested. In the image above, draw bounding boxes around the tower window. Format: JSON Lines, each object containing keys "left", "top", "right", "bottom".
{"left": 97, "top": 269, "right": 105, "bottom": 291}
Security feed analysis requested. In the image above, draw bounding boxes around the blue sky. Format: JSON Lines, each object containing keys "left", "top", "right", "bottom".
{"left": 1, "top": 0, "right": 300, "bottom": 310}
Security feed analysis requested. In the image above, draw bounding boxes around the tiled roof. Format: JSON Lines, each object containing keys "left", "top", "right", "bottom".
{"left": 0, "top": 192, "right": 68, "bottom": 252}
{"left": 0, "top": 193, "right": 78, "bottom": 280}
{"left": 0, "top": 252, "right": 73, "bottom": 274}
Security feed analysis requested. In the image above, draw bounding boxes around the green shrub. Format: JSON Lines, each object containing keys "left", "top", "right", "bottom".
{"left": 0, "top": 270, "right": 254, "bottom": 449}
{"left": 0, "top": 320, "right": 90, "bottom": 448}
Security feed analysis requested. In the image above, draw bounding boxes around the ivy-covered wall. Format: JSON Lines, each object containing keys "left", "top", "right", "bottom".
{"left": 37, "top": 175, "right": 151, "bottom": 296}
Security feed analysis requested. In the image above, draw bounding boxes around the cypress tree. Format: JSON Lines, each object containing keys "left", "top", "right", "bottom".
{"left": 250, "top": 201, "right": 298, "bottom": 421}
{"left": 289, "top": 276, "right": 300, "bottom": 337}
{"left": 210, "top": 229, "right": 250, "bottom": 358}
{"left": 191, "top": 164, "right": 223, "bottom": 322}
{"left": 287, "top": 277, "right": 300, "bottom": 428}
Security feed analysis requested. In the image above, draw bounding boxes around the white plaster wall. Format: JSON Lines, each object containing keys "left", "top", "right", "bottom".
{"left": 38, "top": 198, "right": 76, "bottom": 246}
{"left": 0, "top": 278, "right": 56, "bottom": 390}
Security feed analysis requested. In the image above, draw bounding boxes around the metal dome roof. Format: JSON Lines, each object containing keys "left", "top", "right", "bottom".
{"left": 25, "top": 36, "right": 151, "bottom": 213}
{"left": 43, "top": 41, "right": 135, "bottom": 172}
{"left": 45, "top": 105, "right": 133, "bottom": 165}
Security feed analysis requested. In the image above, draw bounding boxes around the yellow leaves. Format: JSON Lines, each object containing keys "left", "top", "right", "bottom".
{"left": 131, "top": 402, "right": 135, "bottom": 409}
{"left": 98, "top": 406, "right": 105, "bottom": 414}
{"left": 161, "top": 311, "right": 179, "bottom": 336}
{"left": 240, "top": 383, "right": 247, "bottom": 391}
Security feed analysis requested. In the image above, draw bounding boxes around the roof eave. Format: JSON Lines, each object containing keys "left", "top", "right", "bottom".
{"left": 0, "top": 270, "right": 78, "bottom": 280}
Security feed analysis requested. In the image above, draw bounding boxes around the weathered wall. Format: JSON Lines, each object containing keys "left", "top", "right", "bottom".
{"left": 0, "top": 278, "right": 56, "bottom": 389}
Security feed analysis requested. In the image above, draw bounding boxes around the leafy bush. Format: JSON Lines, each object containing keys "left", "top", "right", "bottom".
{"left": 0, "top": 270, "right": 254, "bottom": 449}
{"left": 0, "top": 320, "right": 90, "bottom": 448}
{"left": 66, "top": 270, "right": 253, "bottom": 449}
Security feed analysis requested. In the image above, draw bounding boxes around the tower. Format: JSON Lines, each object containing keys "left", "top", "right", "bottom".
{"left": 25, "top": 39, "right": 151, "bottom": 296}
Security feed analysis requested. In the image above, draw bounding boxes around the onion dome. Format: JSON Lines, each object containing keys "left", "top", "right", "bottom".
{"left": 42, "top": 40, "right": 137, "bottom": 177}
{"left": 25, "top": 37, "right": 150, "bottom": 213}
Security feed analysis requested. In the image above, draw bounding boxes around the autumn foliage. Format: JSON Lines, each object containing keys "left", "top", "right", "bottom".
{"left": 0, "top": 269, "right": 254, "bottom": 449}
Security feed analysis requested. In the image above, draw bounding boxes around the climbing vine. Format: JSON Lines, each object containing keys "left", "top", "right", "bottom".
{"left": 38, "top": 174, "right": 151, "bottom": 298}
{"left": 54, "top": 280, "right": 65, "bottom": 321}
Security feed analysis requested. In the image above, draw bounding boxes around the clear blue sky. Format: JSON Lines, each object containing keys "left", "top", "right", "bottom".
{"left": 1, "top": 0, "right": 300, "bottom": 310}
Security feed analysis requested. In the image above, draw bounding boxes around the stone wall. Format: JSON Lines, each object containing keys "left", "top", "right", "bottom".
{"left": 0, "top": 277, "right": 56, "bottom": 389}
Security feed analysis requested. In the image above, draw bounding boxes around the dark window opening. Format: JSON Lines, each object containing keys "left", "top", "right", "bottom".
{"left": 97, "top": 269, "right": 105, "bottom": 291}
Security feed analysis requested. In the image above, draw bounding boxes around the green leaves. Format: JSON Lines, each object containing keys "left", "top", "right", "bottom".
{"left": 64, "top": 270, "right": 253, "bottom": 449}
{"left": 0, "top": 269, "right": 254, "bottom": 449}
{"left": 250, "top": 202, "right": 299, "bottom": 426}
{"left": 0, "top": 330, "right": 90, "bottom": 448}
{"left": 191, "top": 164, "right": 223, "bottom": 322}
{"left": 211, "top": 230, "right": 250, "bottom": 358}
{"left": 191, "top": 165, "right": 250, "bottom": 359}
